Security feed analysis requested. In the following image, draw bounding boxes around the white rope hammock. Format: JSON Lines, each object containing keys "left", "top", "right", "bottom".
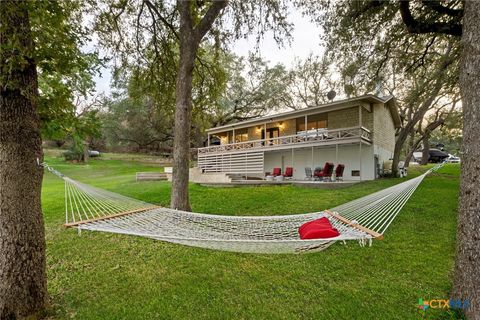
{"left": 43, "top": 163, "right": 444, "bottom": 254}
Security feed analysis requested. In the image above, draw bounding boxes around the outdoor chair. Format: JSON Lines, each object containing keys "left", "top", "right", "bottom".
{"left": 335, "top": 164, "right": 345, "bottom": 181}
{"left": 304, "top": 167, "right": 313, "bottom": 180}
{"left": 284, "top": 167, "right": 293, "bottom": 179}
{"left": 314, "top": 162, "right": 335, "bottom": 181}
{"left": 313, "top": 166, "right": 323, "bottom": 180}
{"left": 272, "top": 167, "right": 282, "bottom": 176}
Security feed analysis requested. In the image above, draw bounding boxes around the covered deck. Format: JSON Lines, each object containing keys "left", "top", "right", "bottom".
{"left": 199, "top": 126, "right": 372, "bottom": 155}
{"left": 197, "top": 128, "right": 374, "bottom": 181}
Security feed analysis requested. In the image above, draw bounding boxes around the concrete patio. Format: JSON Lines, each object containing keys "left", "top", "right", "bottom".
{"left": 199, "top": 179, "right": 360, "bottom": 188}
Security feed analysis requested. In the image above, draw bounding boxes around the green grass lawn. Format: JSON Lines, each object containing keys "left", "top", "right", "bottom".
{"left": 42, "top": 155, "right": 461, "bottom": 319}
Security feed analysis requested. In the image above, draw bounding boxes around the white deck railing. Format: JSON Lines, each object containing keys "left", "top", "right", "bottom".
{"left": 199, "top": 126, "right": 372, "bottom": 155}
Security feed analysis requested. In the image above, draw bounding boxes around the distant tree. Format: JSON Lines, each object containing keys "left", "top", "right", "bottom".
{"left": 206, "top": 53, "right": 340, "bottom": 131}
{"left": 429, "top": 108, "right": 462, "bottom": 156}
{"left": 209, "top": 55, "right": 291, "bottom": 127}
{"left": 286, "top": 54, "right": 339, "bottom": 108}
{"left": 101, "top": 94, "right": 174, "bottom": 153}
{"left": 301, "top": 0, "right": 461, "bottom": 176}
{"left": 64, "top": 104, "right": 103, "bottom": 162}
{"left": 404, "top": 95, "right": 461, "bottom": 166}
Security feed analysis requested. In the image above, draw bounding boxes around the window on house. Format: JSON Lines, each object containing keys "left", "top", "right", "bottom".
{"left": 296, "top": 114, "right": 328, "bottom": 132}
{"left": 217, "top": 132, "right": 230, "bottom": 145}
{"left": 307, "top": 113, "right": 328, "bottom": 130}
{"left": 296, "top": 117, "right": 306, "bottom": 132}
{"left": 234, "top": 128, "right": 248, "bottom": 142}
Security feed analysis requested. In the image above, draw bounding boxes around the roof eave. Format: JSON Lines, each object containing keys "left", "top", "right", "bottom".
{"left": 206, "top": 94, "right": 399, "bottom": 133}
{"left": 384, "top": 97, "right": 402, "bottom": 129}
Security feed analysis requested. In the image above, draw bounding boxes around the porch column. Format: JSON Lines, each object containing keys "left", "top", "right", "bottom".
{"left": 359, "top": 105, "right": 362, "bottom": 128}
{"left": 232, "top": 128, "right": 235, "bottom": 143}
{"left": 335, "top": 144, "right": 338, "bottom": 164}
{"left": 359, "top": 141, "right": 362, "bottom": 181}
{"left": 291, "top": 148, "right": 295, "bottom": 178}
{"left": 207, "top": 133, "right": 210, "bottom": 146}
{"left": 311, "top": 146, "right": 314, "bottom": 169}
{"left": 304, "top": 115, "right": 308, "bottom": 138}
{"left": 359, "top": 105, "right": 363, "bottom": 181}
{"left": 245, "top": 152, "right": 248, "bottom": 180}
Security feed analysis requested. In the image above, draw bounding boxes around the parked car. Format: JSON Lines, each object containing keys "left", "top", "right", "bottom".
{"left": 88, "top": 150, "right": 101, "bottom": 157}
{"left": 446, "top": 154, "right": 460, "bottom": 163}
{"left": 412, "top": 148, "right": 449, "bottom": 163}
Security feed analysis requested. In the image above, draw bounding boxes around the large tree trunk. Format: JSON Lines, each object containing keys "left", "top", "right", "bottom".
{"left": 170, "top": 0, "right": 227, "bottom": 211}
{"left": 404, "top": 126, "right": 416, "bottom": 167}
{"left": 171, "top": 4, "right": 196, "bottom": 211}
{"left": 405, "top": 119, "right": 445, "bottom": 167}
{"left": 405, "top": 140, "right": 420, "bottom": 167}
{"left": 453, "top": 1, "right": 480, "bottom": 318}
{"left": 420, "top": 135, "right": 430, "bottom": 165}
{"left": 392, "top": 129, "right": 409, "bottom": 177}
{"left": 0, "top": 1, "right": 47, "bottom": 318}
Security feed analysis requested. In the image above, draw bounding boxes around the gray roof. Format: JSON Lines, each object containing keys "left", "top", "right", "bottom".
{"left": 207, "top": 94, "right": 401, "bottom": 133}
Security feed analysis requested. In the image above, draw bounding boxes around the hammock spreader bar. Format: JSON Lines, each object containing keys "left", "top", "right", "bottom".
{"left": 324, "top": 210, "right": 384, "bottom": 240}
{"left": 64, "top": 206, "right": 161, "bottom": 228}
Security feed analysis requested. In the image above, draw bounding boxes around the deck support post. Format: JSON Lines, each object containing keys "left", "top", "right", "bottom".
{"left": 245, "top": 152, "right": 248, "bottom": 180}
{"left": 304, "top": 115, "right": 308, "bottom": 140}
{"left": 311, "top": 146, "right": 314, "bottom": 170}
{"left": 359, "top": 141, "right": 362, "bottom": 181}
{"left": 291, "top": 148, "right": 294, "bottom": 178}
{"left": 359, "top": 106, "right": 363, "bottom": 181}
{"left": 264, "top": 123, "right": 267, "bottom": 143}
{"left": 335, "top": 144, "right": 338, "bottom": 164}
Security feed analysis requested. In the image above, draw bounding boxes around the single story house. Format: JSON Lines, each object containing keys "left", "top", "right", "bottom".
{"left": 192, "top": 95, "right": 402, "bottom": 182}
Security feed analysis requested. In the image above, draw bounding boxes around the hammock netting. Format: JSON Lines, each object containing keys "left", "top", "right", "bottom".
{"left": 44, "top": 163, "right": 443, "bottom": 254}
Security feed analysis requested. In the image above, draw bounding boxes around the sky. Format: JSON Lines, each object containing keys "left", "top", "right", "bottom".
{"left": 231, "top": 8, "right": 324, "bottom": 66}
{"left": 92, "top": 6, "right": 324, "bottom": 96}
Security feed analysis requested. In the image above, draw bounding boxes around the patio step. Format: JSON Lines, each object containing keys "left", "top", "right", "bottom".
{"left": 226, "top": 173, "right": 245, "bottom": 182}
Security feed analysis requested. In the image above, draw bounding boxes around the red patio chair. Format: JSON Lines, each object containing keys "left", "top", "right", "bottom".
{"left": 335, "top": 164, "right": 345, "bottom": 181}
{"left": 272, "top": 167, "right": 282, "bottom": 176}
{"left": 314, "top": 162, "right": 334, "bottom": 181}
{"left": 284, "top": 167, "right": 293, "bottom": 179}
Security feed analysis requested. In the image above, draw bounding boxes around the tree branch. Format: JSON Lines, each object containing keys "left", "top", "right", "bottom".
{"left": 421, "top": 0, "right": 463, "bottom": 18}
{"left": 398, "top": 0, "right": 462, "bottom": 36}
{"left": 193, "top": 0, "right": 228, "bottom": 43}
{"left": 144, "top": 0, "right": 179, "bottom": 39}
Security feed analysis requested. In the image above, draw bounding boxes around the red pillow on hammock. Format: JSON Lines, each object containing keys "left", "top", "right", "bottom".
{"left": 298, "top": 217, "right": 331, "bottom": 234}
{"left": 298, "top": 217, "right": 340, "bottom": 239}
